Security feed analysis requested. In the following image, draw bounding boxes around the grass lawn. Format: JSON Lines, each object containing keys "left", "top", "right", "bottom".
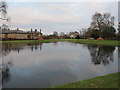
{"left": 1, "top": 39, "right": 56, "bottom": 43}
{"left": 52, "top": 72, "right": 119, "bottom": 88}
{"left": 56, "top": 39, "right": 120, "bottom": 46}
{"left": 1, "top": 39, "right": 120, "bottom": 46}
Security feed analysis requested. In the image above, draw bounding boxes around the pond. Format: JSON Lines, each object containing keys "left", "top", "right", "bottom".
{"left": 1, "top": 42, "right": 118, "bottom": 88}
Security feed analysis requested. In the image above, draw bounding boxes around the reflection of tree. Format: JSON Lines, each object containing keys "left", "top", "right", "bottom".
{"left": 118, "top": 47, "right": 120, "bottom": 73}
{"left": 40, "top": 43, "right": 42, "bottom": 51}
{"left": 0, "top": 60, "right": 12, "bottom": 84}
{"left": 53, "top": 41, "right": 58, "bottom": 46}
{"left": 88, "top": 45, "right": 115, "bottom": 65}
{"left": 118, "top": 47, "right": 120, "bottom": 61}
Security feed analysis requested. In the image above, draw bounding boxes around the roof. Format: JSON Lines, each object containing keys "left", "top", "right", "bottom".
{"left": 2, "top": 29, "right": 42, "bottom": 34}
{"left": 2, "top": 30, "right": 27, "bottom": 34}
{"left": 27, "top": 31, "right": 41, "bottom": 34}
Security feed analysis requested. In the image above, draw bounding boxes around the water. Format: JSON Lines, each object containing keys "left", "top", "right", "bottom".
{"left": 1, "top": 42, "right": 118, "bottom": 88}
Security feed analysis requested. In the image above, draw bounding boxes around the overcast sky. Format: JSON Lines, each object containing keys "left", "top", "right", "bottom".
{"left": 5, "top": 0, "right": 118, "bottom": 35}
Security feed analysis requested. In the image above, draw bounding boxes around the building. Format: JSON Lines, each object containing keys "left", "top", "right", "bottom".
{"left": 1, "top": 28, "right": 43, "bottom": 40}
{"left": 69, "top": 31, "right": 80, "bottom": 39}
{"left": 27, "top": 29, "right": 42, "bottom": 39}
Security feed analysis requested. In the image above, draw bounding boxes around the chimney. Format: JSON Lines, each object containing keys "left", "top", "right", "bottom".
{"left": 17, "top": 28, "right": 19, "bottom": 31}
{"left": 35, "top": 29, "right": 37, "bottom": 32}
{"left": 31, "top": 28, "right": 33, "bottom": 32}
{"left": 40, "top": 29, "right": 41, "bottom": 33}
{"left": 8, "top": 28, "right": 10, "bottom": 31}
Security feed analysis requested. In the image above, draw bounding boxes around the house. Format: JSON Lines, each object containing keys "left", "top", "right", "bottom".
{"left": 1, "top": 28, "right": 43, "bottom": 40}
{"left": 2, "top": 29, "right": 28, "bottom": 39}
{"left": 69, "top": 31, "right": 80, "bottom": 39}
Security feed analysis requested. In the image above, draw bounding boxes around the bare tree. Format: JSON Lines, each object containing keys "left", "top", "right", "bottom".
{"left": 118, "top": 22, "right": 120, "bottom": 40}
{"left": 90, "top": 12, "right": 115, "bottom": 31}
{"left": 53, "top": 31, "right": 58, "bottom": 36}
{"left": 59, "top": 32, "right": 65, "bottom": 36}
{"left": 0, "top": 1, "right": 8, "bottom": 21}
{"left": 0, "top": 1, "right": 10, "bottom": 30}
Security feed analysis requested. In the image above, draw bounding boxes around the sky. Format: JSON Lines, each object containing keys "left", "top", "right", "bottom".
{"left": 118, "top": 1, "right": 120, "bottom": 22}
{"left": 3, "top": 0, "right": 119, "bottom": 35}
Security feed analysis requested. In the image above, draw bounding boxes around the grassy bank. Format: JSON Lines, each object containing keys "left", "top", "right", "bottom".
{"left": 56, "top": 39, "right": 120, "bottom": 46}
{"left": 52, "top": 72, "right": 119, "bottom": 88}
{"left": 1, "top": 39, "right": 120, "bottom": 46}
{"left": 1, "top": 39, "right": 57, "bottom": 43}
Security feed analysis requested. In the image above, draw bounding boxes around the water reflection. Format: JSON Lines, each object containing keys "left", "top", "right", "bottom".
{"left": 87, "top": 45, "right": 115, "bottom": 65}
{"left": 2, "top": 43, "right": 43, "bottom": 56}
{"left": 53, "top": 41, "right": 58, "bottom": 46}
{"left": 2, "top": 43, "right": 116, "bottom": 66}
{"left": 118, "top": 47, "right": 120, "bottom": 60}
{"left": 118, "top": 46, "right": 120, "bottom": 72}
{"left": 1, "top": 58, "right": 13, "bottom": 84}
{"left": 2, "top": 61, "right": 12, "bottom": 84}
{"left": 1, "top": 42, "right": 118, "bottom": 88}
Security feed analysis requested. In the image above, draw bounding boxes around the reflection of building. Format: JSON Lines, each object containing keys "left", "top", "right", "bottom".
{"left": 2, "top": 43, "right": 43, "bottom": 56}
{"left": 1, "top": 28, "right": 43, "bottom": 40}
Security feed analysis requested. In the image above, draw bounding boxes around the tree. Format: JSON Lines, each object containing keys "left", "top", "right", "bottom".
{"left": 0, "top": 1, "right": 10, "bottom": 30}
{"left": 102, "top": 26, "right": 116, "bottom": 39}
{"left": 0, "top": 1, "right": 11, "bottom": 80}
{"left": 117, "top": 22, "right": 120, "bottom": 40}
{"left": 85, "top": 28, "right": 92, "bottom": 38}
{"left": 91, "top": 29, "right": 100, "bottom": 39}
{"left": 59, "top": 32, "right": 65, "bottom": 36}
{"left": 85, "top": 28, "right": 100, "bottom": 39}
{"left": 75, "top": 35, "right": 80, "bottom": 39}
{"left": 53, "top": 31, "right": 58, "bottom": 36}
{"left": 81, "top": 28, "right": 87, "bottom": 39}
{"left": 0, "top": 1, "right": 8, "bottom": 21}
{"left": 90, "top": 12, "right": 115, "bottom": 36}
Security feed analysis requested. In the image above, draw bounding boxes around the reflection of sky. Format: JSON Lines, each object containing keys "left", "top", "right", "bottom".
{"left": 5, "top": 1, "right": 118, "bottom": 35}
{"left": 2, "top": 42, "right": 118, "bottom": 88}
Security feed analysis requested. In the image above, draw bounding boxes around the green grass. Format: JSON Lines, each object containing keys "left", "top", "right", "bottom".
{"left": 52, "top": 72, "right": 119, "bottom": 88}
{"left": 1, "top": 39, "right": 58, "bottom": 43}
{"left": 56, "top": 39, "right": 120, "bottom": 46}
{"left": 1, "top": 39, "right": 120, "bottom": 46}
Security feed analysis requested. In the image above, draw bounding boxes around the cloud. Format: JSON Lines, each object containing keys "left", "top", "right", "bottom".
{"left": 6, "top": 0, "right": 119, "bottom": 2}
{"left": 7, "top": 2, "right": 118, "bottom": 34}
{"left": 8, "top": 6, "right": 81, "bottom": 24}
{"left": 118, "top": 1, "right": 120, "bottom": 22}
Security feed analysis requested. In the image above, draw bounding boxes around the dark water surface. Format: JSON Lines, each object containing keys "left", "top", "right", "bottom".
{"left": 1, "top": 42, "right": 118, "bottom": 88}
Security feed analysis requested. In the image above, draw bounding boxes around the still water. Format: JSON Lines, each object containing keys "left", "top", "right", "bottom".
{"left": 1, "top": 42, "right": 118, "bottom": 88}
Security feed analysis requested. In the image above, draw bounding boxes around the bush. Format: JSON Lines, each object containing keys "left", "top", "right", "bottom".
{"left": 75, "top": 35, "right": 80, "bottom": 39}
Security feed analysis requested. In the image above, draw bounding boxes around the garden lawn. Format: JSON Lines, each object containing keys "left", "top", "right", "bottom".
{"left": 53, "top": 72, "right": 119, "bottom": 88}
